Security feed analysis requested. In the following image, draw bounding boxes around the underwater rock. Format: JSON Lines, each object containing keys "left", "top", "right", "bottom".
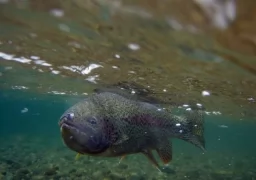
{"left": 108, "top": 172, "right": 126, "bottom": 180}
{"left": 92, "top": 170, "right": 102, "bottom": 179}
{"left": 44, "top": 170, "right": 56, "bottom": 176}
{"left": 31, "top": 175, "right": 45, "bottom": 180}
{"left": 101, "top": 169, "right": 111, "bottom": 176}
{"left": 13, "top": 169, "right": 31, "bottom": 180}
{"left": 4, "top": 159, "right": 21, "bottom": 170}
{"left": 17, "top": 168, "right": 30, "bottom": 175}
{"left": 118, "top": 163, "right": 128, "bottom": 170}
{"left": 128, "top": 174, "right": 145, "bottom": 180}
{"left": 74, "top": 172, "right": 83, "bottom": 178}
{"left": 44, "top": 166, "right": 58, "bottom": 176}
{"left": 4, "top": 159, "right": 17, "bottom": 166}
{"left": 52, "top": 175, "right": 62, "bottom": 180}
{"left": 69, "top": 168, "right": 77, "bottom": 173}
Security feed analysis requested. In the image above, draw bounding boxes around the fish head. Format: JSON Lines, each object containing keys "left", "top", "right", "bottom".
{"left": 58, "top": 102, "right": 110, "bottom": 155}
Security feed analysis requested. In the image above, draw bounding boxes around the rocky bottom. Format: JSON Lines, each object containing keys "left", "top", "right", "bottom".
{"left": 0, "top": 135, "right": 255, "bottom": 180}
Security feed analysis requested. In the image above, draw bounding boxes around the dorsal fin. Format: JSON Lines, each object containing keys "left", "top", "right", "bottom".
{"left": 93, "top": 81, "right": 170, "bottom": 105}
{"left": 156, "top": 139, "right": 172, "bottom": 164}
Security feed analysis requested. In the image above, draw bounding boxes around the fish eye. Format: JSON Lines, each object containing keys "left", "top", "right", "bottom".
{"left": 66, "top": 113, "right": 74, "bottom": 121}
{"left": 88, "top": 117, "right": 97, "bottom": 125}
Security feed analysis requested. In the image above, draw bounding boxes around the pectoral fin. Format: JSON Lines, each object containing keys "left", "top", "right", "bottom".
{"left": 118, "top": 155, "right": 126, "bottom": 164}
{"left": 156, "top": 140, "right": 172, "bottom": 164}
{"left": 75, "top": 153, "right": 81, "bottom": 160}
{"left": 142, "top": 149, "right": 161, "bottom": 172}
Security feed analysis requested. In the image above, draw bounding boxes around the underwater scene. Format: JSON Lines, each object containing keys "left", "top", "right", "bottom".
{"left": 0, "top": 1, "right": 256, "bottom": 180}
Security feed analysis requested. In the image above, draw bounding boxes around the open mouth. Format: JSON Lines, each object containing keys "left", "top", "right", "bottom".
{"left": 59, "top": 118, "right": 88, "bottom": 137}
{"left": 60, "top": 122, "right": 88, "bottom": 154}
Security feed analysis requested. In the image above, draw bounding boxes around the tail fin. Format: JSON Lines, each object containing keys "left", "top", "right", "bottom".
{"left": 174, "top": 108, "right": 205, "bottom": 151}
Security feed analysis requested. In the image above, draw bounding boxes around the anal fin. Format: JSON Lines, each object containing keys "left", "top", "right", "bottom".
{"left": 156, "top": 139, "right": 172, "bottom": 164}
{"left": 142, "top": 149, "right": 161, "bottom": 172}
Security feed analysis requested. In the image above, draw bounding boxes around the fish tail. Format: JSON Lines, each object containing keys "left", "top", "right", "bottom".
{"left": 174, "top": 108, "right": 205, "bottom": 151}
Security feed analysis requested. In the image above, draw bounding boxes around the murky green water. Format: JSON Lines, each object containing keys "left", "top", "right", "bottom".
{"left": 0, "top": 1, "right": 256, "bottom": 180}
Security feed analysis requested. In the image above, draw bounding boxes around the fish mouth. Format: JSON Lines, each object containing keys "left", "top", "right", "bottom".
{"left": 59, "top": 118, "right": 87, "bottom": 136}
{"left": 59, "top": 116, "right": 109, "bottom": 155}
{"left": 59, "top": 118, "right": 89, "bottom": 154}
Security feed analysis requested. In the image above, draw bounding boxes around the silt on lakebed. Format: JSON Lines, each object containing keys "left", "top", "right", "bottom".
{"left": 58, "top": 85, "right": 205, "bottom": 171}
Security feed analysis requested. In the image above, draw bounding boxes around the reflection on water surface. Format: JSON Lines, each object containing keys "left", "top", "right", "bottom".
{"left": 1, "top": 0, "right": 255, "bottom": 119}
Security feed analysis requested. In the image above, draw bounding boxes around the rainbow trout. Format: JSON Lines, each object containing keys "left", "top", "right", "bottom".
{"left": 58, "top": 91, "right": 205, "bottom": 170}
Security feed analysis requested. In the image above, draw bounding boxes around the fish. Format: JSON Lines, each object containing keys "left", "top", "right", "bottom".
{"left": 58, "top": 91, "right": 205, "bottom": 170}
